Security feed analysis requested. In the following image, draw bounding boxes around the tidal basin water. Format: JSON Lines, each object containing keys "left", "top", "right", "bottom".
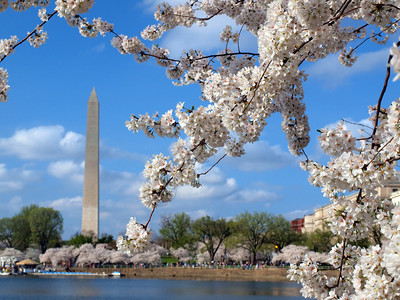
{"left": 0, "top": 276, "right": 306, "bottom": 299}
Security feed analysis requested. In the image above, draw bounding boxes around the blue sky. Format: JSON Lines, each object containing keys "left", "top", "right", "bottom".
{"left": 0, "top": 1, "right": 399, "bottom": 240}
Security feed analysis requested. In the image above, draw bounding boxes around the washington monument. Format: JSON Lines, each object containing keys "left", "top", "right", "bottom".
{"left": 81, "top": 88, "right": 99, "bottom": 239}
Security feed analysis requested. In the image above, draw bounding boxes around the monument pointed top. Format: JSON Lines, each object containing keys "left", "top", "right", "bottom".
{"left": 88, "top": 87, "right": 98, "bottom": 103}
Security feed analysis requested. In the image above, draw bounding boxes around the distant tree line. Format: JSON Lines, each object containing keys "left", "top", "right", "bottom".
{"left": 0, "top": 206, "right": 341, "bottom": 263}
{"left": 0, "top": 208, "right": 342, "bottom": 268}
{"left": 157, "top": 211, "right": 340, "bottom": 265}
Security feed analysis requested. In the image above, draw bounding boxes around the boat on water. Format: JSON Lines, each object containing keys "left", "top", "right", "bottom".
{"left": 0, "top": 272, "right": 11, "bottom": 276}
{"left": 110, "top": 271, "right": 124, "bottom": 277}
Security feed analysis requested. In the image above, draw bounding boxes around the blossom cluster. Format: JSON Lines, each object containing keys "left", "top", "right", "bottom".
{"left": 116, "top": 218, "right": 152, "bottom": 254}
{"left": 317, "top": 122, "right": 356, "bottom": 157}
{"left": 0, "top": 67, "right": 9, "bottom": 102}
{"left": 27, "top": 26, "right": 47, "bottom": 48}
{"left": 55, "top": 0, "right": 93, "bottom": 18}
{"left": 0, "top": 0, "right": 49, "bottom": 12}
{"left": 0, "top": 36, "right": 18, "bottom": 60}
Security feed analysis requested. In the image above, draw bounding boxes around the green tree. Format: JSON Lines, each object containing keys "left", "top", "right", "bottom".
{"left": 98, "top": 233, "right": 114, "bottom": 245}
{"left": 159, "top": 212, "right": 194, "bottom": 249}
{"left": 303, "top": 229, "right": 335, "bottom": 253}
{"left": 0, "top": 217, "right": 14, "bottom": 248}
{"left": 192, "top": 216, "right": 232, "bottom": 262}
{"left": 66, "top": 232, "right": 114, "bottom": 248}
{"left": 235, "top": 211, "right": 272, "bottom": 264}
{"left": 11, "top": 205, "right": 39, "bottom": 251}
{"left": 67, "top": 232, "right": 93, "bottom": 247}
{"left": 29, "top": 206, "right": 63, "bottom": 253}
{"left": 267, "top": 215, "right": 297, "bottom": 250}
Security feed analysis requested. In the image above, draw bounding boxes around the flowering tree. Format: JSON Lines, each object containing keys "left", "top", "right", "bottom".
{"left": 170, "top": 247, "right": 191, "bottom": 262}
{"left": 272, "top": 244, "right": 330, "bottom": 266}
{"left": 1, "top": 0, "right": 400, "bottom": 298}
{"left": 272, "top": 244, "right": 309, "bottom": 265}
{"left": 226, "top": 246, "right": 250, "bottom": 263}
{"left": 74, "top": 243, "right": 114, "bottom": 267}
{"left": 24, "top": 247, "right": 41, "bottom": 262}
{"left": 0, "top": 248, "right": 25, "bottom": 267}
{"left": 40, "top": 245, "right": 75, "bottom": 267}
{"left": 109, "top": 249, "right": 130, "bottom": 265}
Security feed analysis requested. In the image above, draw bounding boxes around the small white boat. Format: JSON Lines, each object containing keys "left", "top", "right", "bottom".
{"left": 0, "top": 272, "right": 10, "bottom": 276}
{"left": 111, "top": 271, "right": 121, "bottom": 277}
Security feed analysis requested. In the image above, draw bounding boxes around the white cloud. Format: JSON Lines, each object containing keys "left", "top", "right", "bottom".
{"left": 47, "top": 160, "right": 84, "bottom": 183}
{"left": 59, "top": 131, "right": 85, "bottom": 157}
{"left": 92, "top": 42, "right": 105, "bottom": 53}
{"left": 9, "top": 196, "right": 23, "bottom": 207}
{"left": 0, "top": 125, "right": 84, "bottom": 160}
{"left": 307, "top": 48, "right": 389, "bottom": 88}
{"left": 140, "top": 0, "right": 185, "bottom": 13}
{"left": 100, "top": 143, "right": 147, "bottom": 161}
{"left": 161, "top": 16, "right": 257, "bottom": 57}
{"left": 0, "top": 196, "right": 24, "bottom": 218}
{"left": 100, "top": 211, "right": 111, "bottom": 219}
{"left": 100, "top": 169, "right": 143, "bottom": 196}
{"left": 225, "top": 189, "right": 279, "bottom": 204}
{"left": 0, "top": 181, "right": 23, "bottom": 192}
{"left": 311, "top": 117, "right": 373, "bottom": 161}
{"left": 140, "top": 1, "right": 257, "bottom": 57}
{"left": 283, "top": 209, "right": 313, "bottom": 221}
{"left": 224, "top": 141, "right": 297, "bottom": 172}
{"left": 0, "top": 125, "right": 145, "bottom": 162}
{"left": 188, "top": 209, "right": 208, "bottom": 219}
{"left": 175, "top": 167, "right": 238, "bottom": 200}
{"left": 0, "top": 163, "right": 40, "bottom": 192}
{"left": 324, "top": 118, "right": 373, "bottom": 139}
{"left": 46, "top": 159, "right": 143, "bottom": 197}
{"left": 49, "top": 196, "right": 82, "bottom": 210}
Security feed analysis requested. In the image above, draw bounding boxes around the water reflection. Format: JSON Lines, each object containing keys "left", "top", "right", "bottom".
{"left": 0, "top": 276, "right": 305, "bottom": 299}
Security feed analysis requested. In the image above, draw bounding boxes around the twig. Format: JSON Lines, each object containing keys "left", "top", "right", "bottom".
{"left": 302, "top": 149, "right": 309, "bottom": 162}
{"left": 144, "top": 204, "right": 157, "bottom": 229}
{"left": 197, "top": 153, "right": 227, "bottom": 176}
{"left": 336, "top": 237, "right": 347, "bottom": 287}
{"left": 0, "top": 10, "right": 57, "bottom": 63}
{"left": 364, "top": 137, "right": 394, "bottom": 169}
{"left": 371, "top": 41, "right": 400, "bottom": 140}
{"left": 341, "top": 118, "right": 373, "bottom": 130}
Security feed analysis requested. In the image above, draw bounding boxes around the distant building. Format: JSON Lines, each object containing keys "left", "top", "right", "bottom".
{"left": 290, "top": 218, "right": 305, "bottom": 233}
{"left": 392, "top": 190, "right": 400, "bottom": 206}
{"left": 295, "top": 180, "right": 400, "bottom": 233}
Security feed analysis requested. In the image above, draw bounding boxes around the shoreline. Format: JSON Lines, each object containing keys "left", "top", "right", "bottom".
{"left": 71, "top": 267, "right": 338, "bottom": 282}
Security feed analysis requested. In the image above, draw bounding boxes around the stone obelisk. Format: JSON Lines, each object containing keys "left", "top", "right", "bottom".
{"left": 81, "top": 88, "right": 99, "bottom": 239}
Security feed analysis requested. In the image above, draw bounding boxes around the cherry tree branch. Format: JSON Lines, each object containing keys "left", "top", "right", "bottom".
{"left": 144, "top": 204, "right": 157, "bottom": 229}
{"left": 0, "top": 10, "right": 57, "bottom": 63}
{"left": 364, "top": 137, "right": 394, "bottom": 168}
{"left": 197, "top": 153, "right": 227, "bottom": 177}
{"left": 336, "top": 237, "right": 347, "bottom": 287}
{"left": 353, "top": 19, "right": 400, "bottom": 52}
{"left": 371, "top": 41, "right": 400, "bottom": 139}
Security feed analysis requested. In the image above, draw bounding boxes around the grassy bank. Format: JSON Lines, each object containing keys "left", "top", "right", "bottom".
{"left": 72, "top": 267, "right": 338, "bottom": 282}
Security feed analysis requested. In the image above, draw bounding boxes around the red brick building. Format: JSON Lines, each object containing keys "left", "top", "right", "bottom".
{"left": 290, "top": 218, "right": 305, "bottom": 233}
